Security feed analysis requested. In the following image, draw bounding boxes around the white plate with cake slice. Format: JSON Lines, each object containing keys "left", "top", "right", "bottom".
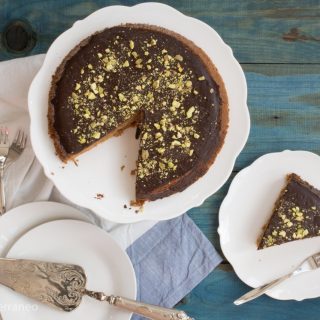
{"left": 219, "top": 150, "right": 320, "bottom": 301}
{"left": 28, "top": 2, "right": 249, "bottom": 223}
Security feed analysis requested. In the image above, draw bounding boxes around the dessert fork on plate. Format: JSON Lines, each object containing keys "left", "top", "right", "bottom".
{"left": 234, "top": 251, "right": 320, "bottom": 305}
{"left": 0, "top": 128, "right": 9, "bottom": 215}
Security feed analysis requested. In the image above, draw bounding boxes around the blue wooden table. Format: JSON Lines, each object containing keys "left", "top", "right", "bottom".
{"left": 1, "top": 0, "right": 320, "bottom": 319}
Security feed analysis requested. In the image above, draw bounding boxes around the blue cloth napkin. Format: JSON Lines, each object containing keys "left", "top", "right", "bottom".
{"left": 126, "top": 214, "right": 222, "bottom": 319}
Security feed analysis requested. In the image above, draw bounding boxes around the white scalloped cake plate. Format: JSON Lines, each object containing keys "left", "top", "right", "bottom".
{"left": 28, "top": 2, "right": 250, "bottom": 223}
{"left": 219, "top": 150, "right": 320, "bottom": 301}
{"left": 0, "top": 220, "right": 136, "bottom": 320}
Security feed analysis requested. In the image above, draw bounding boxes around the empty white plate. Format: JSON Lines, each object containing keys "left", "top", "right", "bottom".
{"left": 0, "top": 219, "right": 136, "bottom": 320}
{"left": 0, "top": 201, "right": 92, "bottom": 256}
{"left": 219, "top": 150, "right": 320, "bottom": 301}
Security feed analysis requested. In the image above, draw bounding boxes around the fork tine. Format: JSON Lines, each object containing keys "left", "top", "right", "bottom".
{"left": 18, "top": 131, "right": 24, "bottom": 146}
{"left": 13, "top": 130, "right": 21, "bottom": 144}
{"left": 22, "top": 135, "right": 27, "bottom": 149}
{"left": 0, "top": 128, "right": 3, "bottom": 144}
{"left": 4, "top": 128, "right": 8, "bottom": 144}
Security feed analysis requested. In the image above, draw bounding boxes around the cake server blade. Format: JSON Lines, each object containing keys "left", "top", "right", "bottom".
{"left": 0, "top": 258, "right": 192, "bottom": 320}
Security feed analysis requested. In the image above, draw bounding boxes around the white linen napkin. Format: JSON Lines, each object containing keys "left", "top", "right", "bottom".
{"left": 0, "top": 54, "right": 156, "bottom": 249}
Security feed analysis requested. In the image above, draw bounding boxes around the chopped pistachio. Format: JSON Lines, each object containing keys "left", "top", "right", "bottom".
{"left": 168, "top": 161, "right": 174, "bottom": 168}
{"left": 153, "top": 80, "right": 160, "bottom": 89}
{"left": 97, "top": 53, "right": 103, "bottom": 58}
{"left": 87, "top": 92, "right": 96, "bottom": 100}
{"left": 123, "top": 60, "right": 129, "bottom": 67}
{"left": 171, "top": 140, "right": 181, "bottom": 147}
{"left": 198, "top": 76, "right": 205, "bottom": 81}
{"left": 194, "top": 133, "right": 200, "bottom": 139}
{"left": 129, "top": 40, "right": 135, "bottom": 49}
{"left": 186, "top": 80, "right": 192, "bottom": 88}
{"left": 132, "top": 51, "right": 138, "bottom": 58}
{"left": 141, "top": 150, "right": 149, "bottom": 160}
{"left": 75, "top": 83, "right": 81, "bottom": 91}
{"left": 156, "top": 148, "right": 165, "bottom": 155}
{"left": 92, "top": 131, "right": 101, "bottom": 139}
{"left": 88, "top": 64, "right": 93, "bottom": 69}
{"left": 186, "top": 106, "right": 195, "bottom": 119}
{"left": 118, "top": 93, "right": 126, "bottom": 101}
{"left": 172, "top": 100, "right": 181, "bottom": 108}
{"left": 175, "top": 54, "right": 183, "bottom": 61}
{"left": 90, "top": 82, "right": 97, "bottom": 91}
{"left": 287, "top": 221, "right": 293, "bottom": 227}
{"left": 279, "top": 230, "right": 286, "bottom": 237}
{"left": 150, "top": 38, "right": 157, "bottom": 46}
{"left": 97, "top": 75, "right": 104, "bottom": 82}
{"left": 159, "top": 162, "right": 165, "bottom": 170}
{"left": 78, "top": 136, "right": 86, "bottom": 144}
{"left": 168, "top": 83, "right": 176, "bottom": 89}
{"left": 154, "top": 123, "right": 161, "bottom": 130}
{"left": 132, "top": 95, "right": 139, "bottom": 103}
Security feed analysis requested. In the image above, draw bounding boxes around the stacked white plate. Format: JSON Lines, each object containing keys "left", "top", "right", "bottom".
{"left": 0, "top": 202, "right": 136, "bottom": 320}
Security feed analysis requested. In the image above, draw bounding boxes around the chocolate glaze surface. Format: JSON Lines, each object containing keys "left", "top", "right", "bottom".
{"left": 49, "top": 24, "right": 228, "bottom": 201}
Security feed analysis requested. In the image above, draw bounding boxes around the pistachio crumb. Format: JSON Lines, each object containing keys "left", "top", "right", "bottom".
{"left": 87, "top": 92, "right": 96, "bottom": 100}
{"left": 186, "top": 106, "right": 195, "bottom": 119}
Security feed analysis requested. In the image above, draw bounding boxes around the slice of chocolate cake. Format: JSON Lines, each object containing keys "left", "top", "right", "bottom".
{"left": 258, "top": 173, "right": 320, "bottom": 249}
{"left": 49, "top": 24, "right": 228, "bottom": 202}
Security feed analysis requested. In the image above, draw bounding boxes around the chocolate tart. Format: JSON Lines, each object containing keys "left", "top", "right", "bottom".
{"left": 48, "top": 24, "right": 228, "bottom": 202}
{"left": 258, "top": 173, "right": 320, "bottom": 249}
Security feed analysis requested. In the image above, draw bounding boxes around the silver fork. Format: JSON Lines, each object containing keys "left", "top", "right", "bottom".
{"left": 5, "top": 130, "right": 27, "bottom": 169}
{"left": 234, "top": 252, "right": 320, "bottom": 305}
{"left": 0, "top": 128, "right": 9, "bottom": 215}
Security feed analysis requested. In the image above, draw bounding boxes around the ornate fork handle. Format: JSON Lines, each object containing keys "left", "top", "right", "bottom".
{"left": 86, "top": 291, "right": 193, "bottom": 320}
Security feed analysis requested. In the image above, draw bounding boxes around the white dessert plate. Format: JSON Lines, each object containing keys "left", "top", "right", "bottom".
{"left": 0, "top": 201, "right": 91, "bottom": 256}
{"left": 28, "top": 2, "right": 250, "bottom": 223}
{"left": 0, "top": 219, "right": 136, "bottom": 320}
{"left": 219, "top": 150, "right": 320, "bottom": 301}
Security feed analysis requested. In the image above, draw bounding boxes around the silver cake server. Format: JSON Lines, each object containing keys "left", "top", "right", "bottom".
{"left": 0, "top": 258, "right": 192, "bottom": 320}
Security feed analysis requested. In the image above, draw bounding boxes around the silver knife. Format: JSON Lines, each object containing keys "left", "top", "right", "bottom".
{"left": 0, "top": 258, "right": 192, "bottom": 320}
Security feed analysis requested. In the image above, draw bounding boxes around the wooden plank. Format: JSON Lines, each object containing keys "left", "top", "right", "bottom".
{"left": 178, "top": 268, "right": 320, "bottom": 320}
{"left": 0, "top": 0, "right": 319, "bottom": 62}
{"left": 189, "top": 64, "right": 320, "bottom": 254}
